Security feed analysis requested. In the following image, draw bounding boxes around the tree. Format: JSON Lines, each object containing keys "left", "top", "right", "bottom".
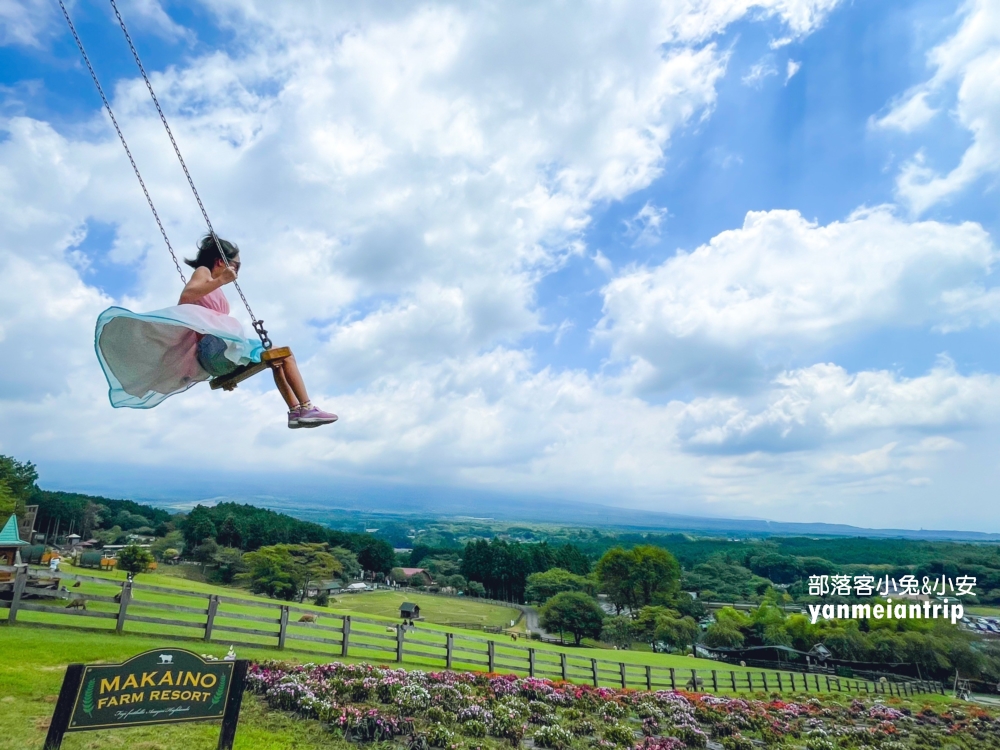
{"left": 0, "top": 455, "right": 38, "bottom": 502}
{"left": 466, "top": 581, "right": 486, "bottom": 597}
{"left": 601, "top": 615, "right": 636, "bottom": 649}
{"left": 151, "top": 530, "right": 184, "bottom": 561}
{"left": 212, "top": 547, "right": 247, "bottom": 584}
{"left": 0, "top": 479, "right": 16, "bottom": 518}
{"left": 654, "top": 616, "right": 700, "bottom": 654}
{"left": 539, "top": 591, "right": 606, "bottom": 646}
{"left": 391, "top": 567, "right": 410, "bottom": 585}
{"left": 116, "top": 544, "right": 154, "bottom": 576}
{"left": 182, "top": 506, "right": 217, "bottom": 550}
{"left": 525, "top": 568, "right": 597, "bottom": 603}
{"left": 358, "top": 537, "right": 396, "bottom": 576}
{"left": 241, "top": 545, "right": 301, "bottom": 600}
{"left": 217, "top": 515, "right": 243, "bottom": 548}
{"left": 553, "top": 543, "right": 591, "bottom": 575}
{"left": 287, "top": 543, "right": 342, "bottom": 602}
{"left": 628, "top": 545, "right": 681, "bottom": 607}
{"left": 703, "top": 623, "right": 745, "bottom": 649}
{"left": 193, "top": 538, "right": 220, "bottom": 571}
{"left": 594, "top": 547, "right": 636, "bottom": 614}
{"left": 330, "top": 546, "right": 361, "bottom": 581}
{"left": 635, "top": 605, "right": 680, "bottom": 641}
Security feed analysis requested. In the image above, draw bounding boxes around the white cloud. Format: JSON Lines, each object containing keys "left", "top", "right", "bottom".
{"left": 785, "top": 59, "right": 801, "bottom": 83}
{"left": 625, "top": 201, "right": 668, "bottom": 246}
{"left": 676, "top": 358, "right": 1000, "bottom": 453}
{"left": 597, "top": 206, "right": 998, "bottom": 390}
{"left": 881, "top": 0, "right": 1000, "bottom": 213}
{"left": 0, "top": 0, "right": 51, "bottom": 48}
{"left": 743, "top": 58, "right": 778, "bottom": 88}
{"left": 871, "top": 91, "right": 937, "bottom": 133}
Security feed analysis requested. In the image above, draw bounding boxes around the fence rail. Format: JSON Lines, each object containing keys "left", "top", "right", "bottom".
{"left": 0, "top": 565, "right": 945, "bottom": 698}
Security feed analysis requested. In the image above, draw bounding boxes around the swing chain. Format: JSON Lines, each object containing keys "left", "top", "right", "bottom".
{"left": 108, "top": 0, "right": 271, "bottom": 350}
{"left": 57, "top": 0, "right": 187, "bottom": 286}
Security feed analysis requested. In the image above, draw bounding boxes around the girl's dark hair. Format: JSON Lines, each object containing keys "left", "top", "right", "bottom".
{"left": 184, "top": 234, "right": 240, "bottom": 270}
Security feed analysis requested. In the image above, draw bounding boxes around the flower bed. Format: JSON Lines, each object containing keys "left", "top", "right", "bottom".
{"left": 246, "top": 661, "right": 1000, "bottom": 748}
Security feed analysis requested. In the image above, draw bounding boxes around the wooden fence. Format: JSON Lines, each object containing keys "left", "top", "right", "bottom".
{"left": 1, "top": 565, "right": 944, "bottom": 698}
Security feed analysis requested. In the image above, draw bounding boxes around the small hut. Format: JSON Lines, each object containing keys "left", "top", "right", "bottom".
{"left": 400, "top": 602, "right": 420, "bottom": 620}
{"left": 0, "top": 514, "right": 28, "bottom": 583}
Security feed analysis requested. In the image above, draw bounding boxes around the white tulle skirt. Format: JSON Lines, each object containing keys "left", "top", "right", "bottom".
{"left": 95, "top": 304, "right": 264, "bottom": 408}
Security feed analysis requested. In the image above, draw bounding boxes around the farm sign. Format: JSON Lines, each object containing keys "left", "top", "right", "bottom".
{"left": 44, "top": 648, "right": 248, "bottom": 750}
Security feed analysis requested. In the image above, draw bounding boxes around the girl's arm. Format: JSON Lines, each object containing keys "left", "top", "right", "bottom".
{"left": 178, "top": 266, "right": 236, "bottom": 305}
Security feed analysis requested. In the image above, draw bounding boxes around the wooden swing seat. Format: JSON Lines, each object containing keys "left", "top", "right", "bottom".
{"left": 210, "top": 346, "right": 292, "bottom": 391}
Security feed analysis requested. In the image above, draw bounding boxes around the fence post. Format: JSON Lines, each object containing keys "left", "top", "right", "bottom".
{"left": 825, "top": 675, "right": 831, "bottom": 692}
{"left": 646, "top": 665, "right": 653, "bottom": 691}
{"left": 447, "top": 633, "right": 454, "bottom": 670}
{"left": 669, "top": 667, "right": 675, "bottom": 691}
{"left": 529, "top": 648, "right": 535, "bottom": 677}
{"left": 487, "top": 640, "right": 495, "bottom": 672}
{"left": 591, "top": 659, "right": 599, "bottom": 687}
{"left": 711, "top": 670, "right": 718, "bottom": 692}
{"left": 7, "top": 565, "right": 28, "bottom": 624}
{"left": 690, "top": 669, "right": 698, "bottom": 691}
{"left": 560, "top": 653, "right": 567, "bottom": 681}
{"left": 814, "top": 675, "right": 820, "bottom": 691}
{"left": 341, "top": 615, "right": 351, "bottom": 657}
{"left": 115, "top": 580, "right": 132, "bottom": 635}
{"left": 776, "top": 672, "right": 782, "bottom": 691}
{"left": 204, "top": 595, "right": 219, "bottom": 642}
{"left": 730, "top": 671, "right": 737, "bottom": 692}
{"left": 620, "top": 662, "right": 627, "bottom": 689}
{"left": 278, "top": 606, "right": 289, "bottom": 649}
{"left": 397, "top": 624, "right": 405, "bottom": 663}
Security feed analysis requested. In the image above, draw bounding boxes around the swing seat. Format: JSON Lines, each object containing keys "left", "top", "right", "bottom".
{"left": 210, "top": 346, "right": 292, "bottom": 391}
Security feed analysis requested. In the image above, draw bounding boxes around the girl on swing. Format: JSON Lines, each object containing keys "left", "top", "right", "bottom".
{"left": 95, "top": 235, "right": 338, "bottom": 429}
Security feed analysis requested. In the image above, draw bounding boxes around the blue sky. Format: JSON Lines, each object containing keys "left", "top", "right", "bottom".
{"left": 1, "top": 0, "right": 999, "bottom": 530}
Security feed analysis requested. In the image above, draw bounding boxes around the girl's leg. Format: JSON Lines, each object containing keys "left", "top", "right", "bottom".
{"left": 270, "top": 355, "right": 310, "bottom": 408}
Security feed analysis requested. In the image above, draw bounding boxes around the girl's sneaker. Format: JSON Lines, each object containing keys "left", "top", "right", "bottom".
{"left": 288, "top": 406, "right": 305, "bottom": 429}
{"left": 297, "top": 405, "right": 338, "bottom": 428}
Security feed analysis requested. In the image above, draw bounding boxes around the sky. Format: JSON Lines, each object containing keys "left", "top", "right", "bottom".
{"left": 1, "top": 0, "right": 999, "bottom": 531}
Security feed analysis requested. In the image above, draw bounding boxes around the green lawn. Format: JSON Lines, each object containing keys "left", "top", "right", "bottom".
{"left": 0, "top": 628, "right": 340, "bottom": 750}
{"left": 333, "top": 589, "right": 520, "bottom": 628}
{"left": 4, "top": 565, "right": 912, "bottom": 693}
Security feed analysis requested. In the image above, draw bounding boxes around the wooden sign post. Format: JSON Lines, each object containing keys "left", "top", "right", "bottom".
{"left": 44, "top": 648, "right": 248, "bottom": 750}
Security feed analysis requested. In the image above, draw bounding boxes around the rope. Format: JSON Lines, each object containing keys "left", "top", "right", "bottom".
{"left": 107, "top": 0, "right": 270, "bottom": 349}
{"left": 57, "top": 0, "right": 187, "bottom": 285}
{"left": 59, "top": 0, "right": 272, "bottom": 349}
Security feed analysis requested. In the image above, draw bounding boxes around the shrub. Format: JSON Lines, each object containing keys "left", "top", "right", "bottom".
{"left": 426, "top": 706, "right": 450, "bottom": 725}
{"left": 601, "top": 701, "right": 629, "bottom": 721}
{"left": 397, "top": 685, "right": 432, "bottom": 714}
{"left": 533, "top": 724, "right": 575, "bottom": 749}
{"left": 490, "top": 705, "right": 527, "bottom": 745}
{"left": 462, "top": 719, "right": 488, "bottom": 738}
{"left": 570, "top": 719, "right": 597, "bottom": 736}
{"left": 426, "top": 723, "right": 455, "bottom": 748}
{"left": 601, "top": 722, "right": 636, "bottom": 747}
{"left": 671, "top": 725, "right": 708, "bottom": 748}
{"left": 720, "top": 737, "right": 753, "bottom": 750}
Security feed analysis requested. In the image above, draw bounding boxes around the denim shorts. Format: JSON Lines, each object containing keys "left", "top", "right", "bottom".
{"left": 196, "top": 334, "right": 238, "bottom": 377}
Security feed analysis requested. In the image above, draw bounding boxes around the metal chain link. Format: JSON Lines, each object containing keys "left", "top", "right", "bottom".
{"left": 57, "top": 0, "right": 187, "bottom": 285}
{"left": 108, "top": 0, "right": 271, "bottom": 348}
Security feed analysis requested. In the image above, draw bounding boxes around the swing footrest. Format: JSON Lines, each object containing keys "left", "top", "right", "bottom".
{"left": 210, "top": 346, "right": 292, "bottom": 391}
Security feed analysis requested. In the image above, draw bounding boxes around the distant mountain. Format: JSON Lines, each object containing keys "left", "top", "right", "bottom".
{"left": 38, "top": 460, "right": 1000, "bottom": 542}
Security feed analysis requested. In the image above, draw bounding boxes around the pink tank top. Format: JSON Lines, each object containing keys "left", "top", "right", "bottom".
{"left": 192, "top": 287, "right": 230, "bottom": 315}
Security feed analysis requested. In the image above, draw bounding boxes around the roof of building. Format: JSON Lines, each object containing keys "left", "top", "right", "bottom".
{"left": 400, "top": 602, "right": 419, "bottom": 612}
{"left": 0, "top": 515, "right": 27, "bottom": 547}
{"left": 400, "top": 567, "right": 429, "bottom": 576}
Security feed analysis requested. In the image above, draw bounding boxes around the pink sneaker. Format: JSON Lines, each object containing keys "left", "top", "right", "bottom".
{"left": 288, "top": 406, "right": 305, "bottom": 429}
{"left": 296, "top": 405, "right": 338, "bottom": 428}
